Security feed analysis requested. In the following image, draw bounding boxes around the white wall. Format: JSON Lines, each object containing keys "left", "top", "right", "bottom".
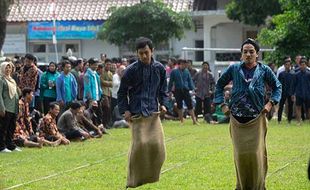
{"left": 81, "top": 39, "right": 119, "bottom": 59}
{"left": 171, "top": 28, "right": 204, "bottom": 60}
{"left": 214, "top": 22, "right": 243, "bottom": 48}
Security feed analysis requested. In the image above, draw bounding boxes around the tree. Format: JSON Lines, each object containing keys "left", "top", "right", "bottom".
{"left": 258, "top": 0, "right": 310, "bottom": 64}
{"left": 0, "top": 0, "right": 13, "bottom": 52}
{"left": 225, "top": 0, "right": 282, "bottom": 26}
{"left": 97, "top": 0, "right": 193, "bottom": 50}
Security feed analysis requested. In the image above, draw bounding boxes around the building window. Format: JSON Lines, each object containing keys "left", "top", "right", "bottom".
{"left": 195, "top": 40, "right": 204, "bottom": 61}
{"left": 65, "top": 44, "right": 79, "bottom": 53}
{"left": 30, "top": 44, "right": 46, "bottom": 53}
{"left": 193, "top": 0, "right": 217, "bottom": 11}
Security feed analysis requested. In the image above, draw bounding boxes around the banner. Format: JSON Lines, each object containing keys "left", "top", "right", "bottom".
{"left": 28, "top": 20, "right": 104, "bottom": 40}
{"left": 3, "top": 34, "right": 26, "bottom": 54}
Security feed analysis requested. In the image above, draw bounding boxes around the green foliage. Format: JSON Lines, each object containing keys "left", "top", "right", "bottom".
{"left": 258, "top": 0, "right": 310, "bottom": 65}
{"left": 97, "top": 0, "right": 193, "bottom": 50}
{"left": 1, "top": 120, "right": 310, "bottom": 189}
{"left": 225, "top": 0, "right": 282, "bottom": 26}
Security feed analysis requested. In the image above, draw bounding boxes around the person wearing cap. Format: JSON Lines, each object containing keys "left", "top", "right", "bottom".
{"left": 83, "top": 58, "right": 102, "bottom": 102}
{"left": 293, "top": 56, "right": 310, "bottom": 125}
{"left": 192, "top": 61, "right": 215, "bottom": 122}
{"left": 214, "top": 38, "right": 282, "bottom": 190}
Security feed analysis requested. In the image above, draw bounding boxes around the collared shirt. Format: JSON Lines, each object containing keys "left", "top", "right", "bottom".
{"left": 39, "top": 113, "right": 59, "bottom": 137}
{"left": 118, "top": 59, "right": 169, "bottom": 116}
{"left": 294, "top": 69, "right": 310, "bottom": 98}
{"left": 193, "top": 70, "right": 215, "bottom": 99}
{"left": 214, "top": 61, "right": 282, "bottom": 115}
{"left": 168, "top": 68, "right": 195, "bottom": 91}
{"left": 278, "top": 70, "right": 295, "bottom": 97}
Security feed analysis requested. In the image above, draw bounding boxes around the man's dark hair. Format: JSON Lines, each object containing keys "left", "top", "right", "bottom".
{"left": 88, "top": 58, "right": 99, "bottom": 65}
{"left": 24, "top": 54, "right": 36, "bottom": 61}
{"left": 241, "top": 38, "right": 260, "bottom": 53}
{"left": 135, "top": 37, "right": 153, "bottom": 51}
{"left": 22, "top": 87, "right": 33, "bottom": 97}
{"left": 70, "top": 101, "right": 82, "bottom": 110}
{"left": 169, "top": 57, "right": 177, "bottom": 65}
{"left": 104, "top": 58, "right": 112, "bottom": 64}
{"left": 49, "top": 102, "right": 60, "bottom": 110}
{"left": 300, "top": 56, "right": 308, "bottom": 63}
{"left": 61, "top": 60, "right": 71, "bottom": 68}
{"left": 177, "top": 59, "right": 187, "bottom": 65}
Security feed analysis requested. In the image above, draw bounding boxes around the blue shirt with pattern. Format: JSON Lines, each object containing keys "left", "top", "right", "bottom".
{"left": 117, "top": 59, "right": 169, "bottom": 116}
{"left": 214, "top": 61, "right": 282, "bottom": 116}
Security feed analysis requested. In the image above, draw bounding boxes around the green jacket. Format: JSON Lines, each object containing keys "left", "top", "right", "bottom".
{"left": 0, "top": 76, "right": 19, "bottom": 114}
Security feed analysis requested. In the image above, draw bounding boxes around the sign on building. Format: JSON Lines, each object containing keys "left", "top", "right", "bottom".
{"left": 28, "top": 20, "right": 104, "bottom": 40}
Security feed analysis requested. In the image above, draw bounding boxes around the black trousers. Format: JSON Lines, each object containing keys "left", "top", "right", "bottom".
{"left": 195, "top": 96, "right": 211, "bottom": 117}
{"left": 0, "top": 112, "right": 17, "bottom": 151}
{"left": 278, "top": 95, "right": 293, "bottom": 122}
{"left": 43, "top": 97, "right": 56, "bottom": 115}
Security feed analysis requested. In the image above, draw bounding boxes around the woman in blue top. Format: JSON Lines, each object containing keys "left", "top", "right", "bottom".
{"left": 40, "top": 62, "right": 60, "bottom": 114}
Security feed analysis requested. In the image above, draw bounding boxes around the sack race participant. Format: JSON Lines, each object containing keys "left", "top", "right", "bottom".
{"left": 214, "top": 38, "right": 282, "bottom": 190}
{"left": 118, "top": 37, "right": 169, "bottom": 188}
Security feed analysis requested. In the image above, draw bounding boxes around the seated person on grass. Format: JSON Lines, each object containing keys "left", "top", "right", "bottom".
{"left": 14, "top": 88, "right": 60, "bottom": 148}
{"left": 57, "top": 101, "right": 90, "bottom": 141}
{"left": 39, "top": 102, "right": 70, "bottom": 145}
{"left": 76, "top": 102, "right": 103, "bottom": 138}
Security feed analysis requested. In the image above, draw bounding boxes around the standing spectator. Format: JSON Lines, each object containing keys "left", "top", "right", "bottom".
{"left": 186, "top": 59, "right": 197, "bottom": 78}
{"left": 118, "top": 37, "right": 168, "bottom": 188}
{"left": 168, "top": 59, "right": 198, "bottom": 125}
{"left": 57, "top": 101, "right": 90, "bottom": 140}
{"left": 293, "top": 57, "right": 310, "bottom": 125}
{"left": 83, "top": 58, "right": 102, "bottom": 102}
{"left": 214, "top": 38, "right": 282, "bottom": 190}
{"left": 56, "top": 60, "right": 78, "bottom": 111}
{"left": 12, "top": 59, "right": 22, "bottom": 86}
{"left": 111, "top": 65, "right": 126, "bottom": 112}
{"left": 278, "top": 57, "right": 295, "bottom": 124}
{"left": 110, "top": 62, "right": 117, "bottom": 75}
{"left": 193, "top": 61, "right": 215, "bottom": 121}
{"left": 71, "top": 58, "right": 83, "bottom": 100}
{"left": 0, "top": 62, "right": 20, "bottom": 152}
{"left": 19, "top": 53, "right": 38, "bottom": 92}
{"left": 40, "top": 62, "right": 60, "bottom": 114}
{"left": 100, "top": 58, "right": 113, "bottom": 128}
{"left": 166, "top": 57, "right": 177, "bottom": 79}
{"left": 39, "top": 102, "right": 70, "bottom": 145}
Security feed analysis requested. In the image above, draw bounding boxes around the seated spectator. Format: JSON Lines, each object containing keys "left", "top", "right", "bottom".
{"left": 76, "top": 103, "right": 103, "bottom": 138}
{"left": 57, "top": 101, "right": 90, "bottom": 140}
{"left": 39, "top": 102, "right": 70, "bottom": 145}
{"left": 14, "top": 88, "right": 60, "bottom": 148}
{"left": 163, "top": 95, "right": 178, "bottom": 121}
{"left": 84, "top": 100, "right": 103, "bottom": 126}
{"left": 206, "top": 90, "right": 231, "bottom": 124}
{"left": 111, "top": 105, "right": 130, "bottom": 128}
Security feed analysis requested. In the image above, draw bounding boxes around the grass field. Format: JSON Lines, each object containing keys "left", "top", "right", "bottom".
{"left": 0, "top": 119, "right": 309, "bottom": 190}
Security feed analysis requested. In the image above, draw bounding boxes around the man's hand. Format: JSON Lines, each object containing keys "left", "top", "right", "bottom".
{"left": 291, "top": 95, "right": 296, "bottom": 102}
{"left": 124, "top": 111, "right": 132, "bottom": 122}
{"left": 160, "top": 105, "right": 167, "bottom": 114}
{"left": 263, "top": 101, "right": 273, "bottom": 114}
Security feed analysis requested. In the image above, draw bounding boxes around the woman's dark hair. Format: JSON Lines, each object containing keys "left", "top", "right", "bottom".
{"left": 49, "top": 102, "right": 60, "bottom": 110}
{"left": 22, "top": 87, "right": 33, "bottom": 97}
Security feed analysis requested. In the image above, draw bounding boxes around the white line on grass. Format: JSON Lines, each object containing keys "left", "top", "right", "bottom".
{"left": 4, "top": 133, "right": 193, "bottom": 190}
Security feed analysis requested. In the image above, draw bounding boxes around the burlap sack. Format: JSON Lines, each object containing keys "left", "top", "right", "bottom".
{"left": 230, "top": 113, "right": 268, "bottom": 190}
{"left": 126, "top": 112, "right": 166, "bottom": 188}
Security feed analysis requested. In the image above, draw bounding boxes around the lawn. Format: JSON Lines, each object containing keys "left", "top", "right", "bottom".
{"left": 0, "top": 119, "right": 309, "bottom": 190}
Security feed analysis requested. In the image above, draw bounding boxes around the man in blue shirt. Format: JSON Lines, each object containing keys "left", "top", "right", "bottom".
{"left": 168, "top": 59, "right": 198, "bottom": 125}
{"left": 214, "top": 38, "right": 282, "bottom": 190}
{"left": 293, "top": 57, "right": 310, "bottom": 125}
{"left": 118, "top": 37, "right": 168, "bottom": 188}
